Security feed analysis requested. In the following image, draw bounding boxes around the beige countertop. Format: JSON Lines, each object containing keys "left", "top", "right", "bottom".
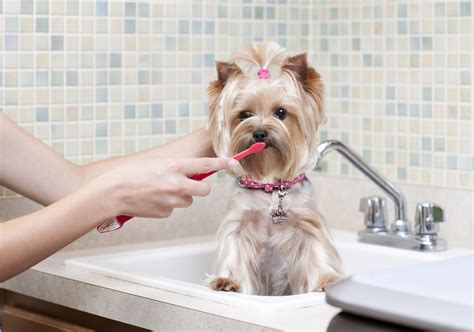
{"left": 0, "top": 235, "right": 341, "bottom": 331}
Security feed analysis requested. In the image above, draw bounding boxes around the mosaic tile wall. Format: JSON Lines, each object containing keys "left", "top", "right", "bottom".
{"left": 0, "top": 0, "right": 472, "bottom": 198}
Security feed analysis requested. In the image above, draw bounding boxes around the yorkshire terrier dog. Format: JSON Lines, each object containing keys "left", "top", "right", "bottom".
{"left": 206, "top": 42, "right": 343, "bottom": 296}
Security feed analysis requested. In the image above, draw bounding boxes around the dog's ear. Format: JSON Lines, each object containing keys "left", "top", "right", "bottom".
{"left": 282, "top": 53, "right": 325, "bottom": 123}
{"left": 207, "top": 62, "right": 242, "bottom": 143}
{"left": 215, "top": 61, "right": 242, "bottom": 88}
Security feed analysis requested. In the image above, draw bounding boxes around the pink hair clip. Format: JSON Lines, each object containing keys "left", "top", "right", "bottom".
{"left": 257, "top": 68, "right": 270, "bottom": 79}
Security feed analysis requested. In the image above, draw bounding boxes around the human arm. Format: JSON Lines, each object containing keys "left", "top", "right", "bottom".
{"left": 0, "top": 112, "right": 215, "bottom": 205}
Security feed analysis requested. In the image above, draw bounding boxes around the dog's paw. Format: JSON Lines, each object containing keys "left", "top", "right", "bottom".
{"left": 314, "top": 274, "right": 344, "bottom": 292}
{"left": 209, "top": 277, "right": 241, "bottom": 292}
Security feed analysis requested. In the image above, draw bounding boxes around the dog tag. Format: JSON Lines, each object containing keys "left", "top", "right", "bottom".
{"left": 271, "top": 188, "right": 288, "bottom": 224}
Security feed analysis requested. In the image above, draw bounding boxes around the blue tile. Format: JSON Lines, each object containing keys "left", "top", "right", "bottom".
{"left": 36, "top": 0, "right": 48, "bottom": 14}
{"left": 96, "top": 88, "right": 108, "bottom": 102}
{"left": 460, "top": 71, "right": 471, "bottom": 85}
{"left": 179, "top": 103, "right": 189, "bottom": 117}
{"left": 386, "top": 86, "right": 395, "bottom": 100}
{"left": 66, "top": 71, "right": 78, "bottom": 85}
{"left": 397, "top": 103, "right": 407, "bottom": 116}
{"left": 255, "top": 6, "right": 264, "bottom": 19}
{"left": 422, "top": 137, "right": 432, "bottom": 151}
{"left": 138, "top": 3, "right": 149, "bottom": 17}
{"left": 278, "top": 38, "right": 286, "bottom": 48}
{"left": 96, "top": 139, "right": 108, "bottom": 154}
{"left": 242, "top": 6, "right": 252, "bottom": 18}
{"left": 165, "top": 120, "right": 176, "bottom": 134}
{"left": 386, "top": 103, "right": 395, "bottom": 115}
{"left": 124, "top": 105, "right": 136, "bottom": 118}
{"left": 51, "top": 35, "right": 63, "bottom": 50}
{"left": 191, "top": 71, "right": 201, "bottom": 84}
{"left": 124, "top": 19, "right": 136, "bottom": 33}
{"left": 421, "top": 153, "right": 432, "bottom": 167}
{"left": 21, "top": 71, "right": 33, "bottom": 86}
{"left": 330, "top": 8, "right": 338, "bottom": 19}
{"left": 36, "top": 17, "right": 49, "bottom": 32}
{"left": 362, "top": 150, "right": 372, "bottom": 163}
{"left": 397, "top": 168, "right": 407, "bottom": 181}
{"left": 166, "top": 37, "right": 176, "bottom": 50}
{"left": 51, "top": 71, "right": 63, "bottom": 86}
{"left": 352, "top": 38, "right": 360, "bottom": 50}
{"left": 447, "top": 155, "right": 457, "bottom": 169}
{"left": 385, "top": 151, "right": 395, "bottom": 164}
{"left": 266, "top": 7, "right": 275, "bottom": 19}
{"left": 192, "top": 21, "right": 202, "bottom": 34}
{"left": 422, "top": 87, "right": 432, "bottom": 101}
{"left": 125, "top": 2, "right": 136, "bottom": 16}
{"left": 331, "top": 54, "right": 339, "bottom": 66}
{"left": 301, "top": 23, "right": 309, "bottom": 35}
{"left": 460, "top": 1, "right": 471, "bottom": 16}
{"left": 36, "top": 71, "right": 49, "bottom": 86}
{"left": 151, "top": 120, "right": 162, "bottom": 134}
{"left": 205, "top": 21, "right": 215, "bottom": 34}
{"left": 320, "top": 23, "right": 328, "bottom": 35}
{"left": 6, "top": 17, "right": 19, "bottom": 32}
{"left": 109, "top": 71, "right": 121, "bottom": 85}
{"left": 4, "top": 35, "right": 18, "bottom": 51}
{"left": 96, "top": 123, "right": 108, "bottom": 137}
{"left": 96, "top": 0, "right": 107, "bottom": 16}
{"left": 320, "top": 39, "right": 328, "bottom": 51}
{"left": 410, "top": 54, "right": 420, "bottom": 67}
{"left": 410, "top": 37, "right": 420, "bottom": 50}
{"left": 422, "top": 37, "right": 432, "bottom": 50}
{"left": 179, "top": 20, "right": 189, "bottom": 34}
{"left": 152, "top": 104, "right": 162, "bottom": 118}
{"left": 204, "top": 53, "right": 215, "bottom": 67}
{"left": 363, "top": 54, "right": 372, "bottom": 66}
{"left": 36, "top": 107, "right": 49, "bottom": 122}
{"left": 21, "top": 0, "right": 33, "bottom": 14}
{"left": 109, "top": 53, "right": 121, "bottom": 68}
{"left": 192, "top": 54, "right": 202, "bottom": 66}
{"left": 398, "top": 4, "right": 407, "bottom": 17}
{"left": 398, "top": 21, "right": 407, "bottom": 34}
{"left": 278, "top": 23, "right": 286, "bottom": 34}
{"left": 422, "top": 104, "right": 432, "bottom": 118}
{"left": 138, "top": 71, "right": 149, "bottom": 84}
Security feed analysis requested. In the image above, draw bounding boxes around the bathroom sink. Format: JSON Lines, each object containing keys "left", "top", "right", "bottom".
{"left": 65, "top": 230, "right": 466, "bottom": 311}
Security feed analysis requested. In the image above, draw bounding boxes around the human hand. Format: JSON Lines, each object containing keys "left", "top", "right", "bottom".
{"left": 86, "top": 157, "right": 231, "bottom": 220}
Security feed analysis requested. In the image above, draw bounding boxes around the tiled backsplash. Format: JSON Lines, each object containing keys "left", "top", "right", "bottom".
{"left": 0, "top": 0, "right": 472, "bottom": 198}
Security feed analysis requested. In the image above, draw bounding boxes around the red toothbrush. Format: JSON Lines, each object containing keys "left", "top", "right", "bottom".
{"left": 97, "top": 142, "right": 266, "bottom": 233}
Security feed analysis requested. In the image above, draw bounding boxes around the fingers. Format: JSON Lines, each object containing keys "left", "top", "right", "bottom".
{"left": 178, "top": 157, "right": 232, "bottom": 176}
{"left": 180, "top": 178, "right": 211, "bottom": 197}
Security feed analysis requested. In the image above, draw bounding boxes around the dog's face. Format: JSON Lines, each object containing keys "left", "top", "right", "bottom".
{"left": 207, "top": 43, "right": 324, "bottom": 182}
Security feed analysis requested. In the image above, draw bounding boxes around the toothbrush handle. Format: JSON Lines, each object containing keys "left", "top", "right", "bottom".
{"left": 97, "top": 170, "right": 217, "bottom": 233}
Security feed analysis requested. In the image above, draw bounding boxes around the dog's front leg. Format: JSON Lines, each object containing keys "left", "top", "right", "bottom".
{"left": 208, "top": 211, "right": 264, "bottom": 295}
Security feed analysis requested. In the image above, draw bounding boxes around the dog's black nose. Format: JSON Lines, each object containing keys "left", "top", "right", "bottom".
{"left": 252, "top": 130, "right": 268, "bottom": 142}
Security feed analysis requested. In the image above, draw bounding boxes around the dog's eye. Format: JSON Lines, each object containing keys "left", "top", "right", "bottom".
{"left": 273, "top": 108, "right": 287, "bottom": 120}
{"left": 239, "top": 111, "right": 253, "bottom": 121}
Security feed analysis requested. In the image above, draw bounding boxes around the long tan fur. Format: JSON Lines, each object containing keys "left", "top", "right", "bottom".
{"left": 207, "top": 42, "right": 343, "bottom": 295}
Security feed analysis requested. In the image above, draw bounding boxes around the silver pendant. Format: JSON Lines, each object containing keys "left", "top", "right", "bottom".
{"left": 271, "top": 188, "right": 288, "bottom": 224}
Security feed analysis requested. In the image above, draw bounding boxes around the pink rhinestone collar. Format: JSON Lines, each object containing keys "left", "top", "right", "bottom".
{"left": 238, "top": 173, "right": 306, "bottom": 193}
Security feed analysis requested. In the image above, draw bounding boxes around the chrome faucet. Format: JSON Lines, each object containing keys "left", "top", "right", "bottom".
{"left": 315, "top": 139, "right": 447, "bottom": 252}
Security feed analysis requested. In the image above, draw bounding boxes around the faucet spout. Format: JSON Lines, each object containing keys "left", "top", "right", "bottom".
{"left": 316, "top": 139, "right": 410, "bottom": 235}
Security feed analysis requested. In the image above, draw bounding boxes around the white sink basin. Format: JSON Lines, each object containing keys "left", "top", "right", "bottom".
{"left": 65, "top": 230, "right": 465, "bottom": 311}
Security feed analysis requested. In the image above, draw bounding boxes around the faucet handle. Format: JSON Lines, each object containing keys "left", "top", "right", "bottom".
{"left": 415, "top": 203, "right": 445, "bottom": 235}
{"left": 359, "top": 196, "right": 388, "bottom": 233}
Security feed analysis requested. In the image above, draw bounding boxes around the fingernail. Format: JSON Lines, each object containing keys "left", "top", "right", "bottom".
{"left": 228, "top": 159, "right": 239, "bottom": 169}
